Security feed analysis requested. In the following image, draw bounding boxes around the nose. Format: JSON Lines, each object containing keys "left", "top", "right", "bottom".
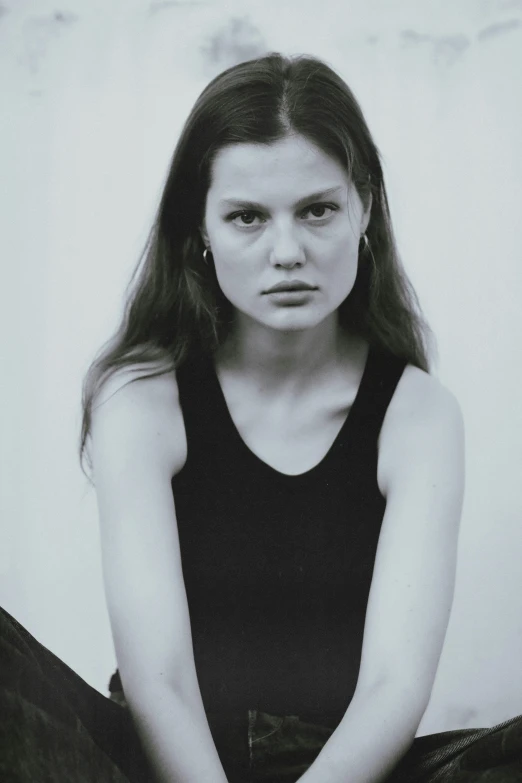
{"left": 269, "top": 222, "right": 306, "bottom": 269}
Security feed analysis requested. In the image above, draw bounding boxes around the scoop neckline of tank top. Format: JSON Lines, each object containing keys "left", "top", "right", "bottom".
{"left": 205, "top": 345, "right": 375, "bottom": 481}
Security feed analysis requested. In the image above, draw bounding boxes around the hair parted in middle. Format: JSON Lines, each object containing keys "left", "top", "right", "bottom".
{"left": 79, "top": 52, "right": 431, "bottom": 475}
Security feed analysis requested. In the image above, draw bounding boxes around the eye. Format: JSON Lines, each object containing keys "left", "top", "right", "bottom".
{"left": 301, "top": 203, "right": 338, "bottom": 220}
{"left": 229, "top": 210, "right": 264, "bottom": 227}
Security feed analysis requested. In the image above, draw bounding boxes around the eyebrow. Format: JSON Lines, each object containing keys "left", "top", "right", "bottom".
{"left": 220, "top": 185, "right": 346, "bottom": 210}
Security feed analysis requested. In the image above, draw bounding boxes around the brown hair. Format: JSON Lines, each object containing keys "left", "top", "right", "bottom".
{"left": 79, "top": 52, "right": 432, "bottom": 477}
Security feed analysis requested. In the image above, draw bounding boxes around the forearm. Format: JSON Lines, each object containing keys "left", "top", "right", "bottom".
{"left": 126, "top": 681, "right": 228, "bottom": 783}
{"left": 297, "top": 681, "right": 426, "bottom": 783}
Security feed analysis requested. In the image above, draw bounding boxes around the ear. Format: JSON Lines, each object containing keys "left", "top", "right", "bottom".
{"left": 199, "top": 222, "right": 210, "bottom": 249}
{"left": 361, "top": 192, "right": 372, "bottom": 235}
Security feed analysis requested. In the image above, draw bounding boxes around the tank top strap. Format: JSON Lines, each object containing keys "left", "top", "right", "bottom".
{"left": 337, "top": 346, "right": 408, "bottom": 452}
{"left": 176, "top": 353, "right": 220, "bottom": 445}
{"left": 176, "top": 346, "right": 408, "bottom": 471}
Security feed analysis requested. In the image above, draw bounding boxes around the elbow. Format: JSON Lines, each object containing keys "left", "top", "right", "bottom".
{"left": 123, "top": 674, "right": 200, "bottom": 733}
{"left": 354, "top": 675, "right": 432, "bottom": 734}
{"left": 396, "top": 678, "right": 433, "bottom": 728}
{"left": 119, "top": 658, "right": 200, "bottom": 715}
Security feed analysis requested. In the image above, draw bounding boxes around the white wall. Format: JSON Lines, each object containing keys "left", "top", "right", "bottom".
{"left": 1, "top": 0, "right": 521, "bottom": 735}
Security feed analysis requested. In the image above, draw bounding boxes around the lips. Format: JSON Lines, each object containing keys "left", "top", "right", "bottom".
{"left": 263, "top": 280, "right": 317, "bottom": 294}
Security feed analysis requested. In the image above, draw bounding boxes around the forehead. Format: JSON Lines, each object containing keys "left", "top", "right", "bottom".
{"left": 207, "top": 134, "right": 350, "bottom": 202}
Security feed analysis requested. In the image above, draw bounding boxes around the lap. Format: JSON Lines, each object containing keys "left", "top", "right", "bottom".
{"left": 2, "top": 607, "right": 521, "bottom": 782}
{"left": 0, "top": 687, "right": 132, "bottom": 783}
{"left": 231, "top": 710, "right": 522, "bottom": 782}
{"left": 0, "top": 607, "right": 153, "bottom": 783}
{"left": 389, "top": 714, "right": 522, "bottom": 782}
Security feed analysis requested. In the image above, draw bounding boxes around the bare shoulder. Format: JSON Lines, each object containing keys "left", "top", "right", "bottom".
{"left": 383, "top": 364, "right": 463, "bottom": 431}
{"left": 90, "top": 365, "right": 186, "bottom": 481}
{"left": 378, "top": 364, "right": 465, "bottom": 495}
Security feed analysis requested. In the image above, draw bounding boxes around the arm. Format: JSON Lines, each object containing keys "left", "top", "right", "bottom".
{"left": 90, "top": 370, "right": 228, "bottom": 783}
{"left": 298, "top": 367, "right": 465, "bottom": 783}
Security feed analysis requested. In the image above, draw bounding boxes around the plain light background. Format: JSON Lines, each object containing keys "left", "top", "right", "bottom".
{"left": 1, "top": 0, "right": 521, "bottom": 736}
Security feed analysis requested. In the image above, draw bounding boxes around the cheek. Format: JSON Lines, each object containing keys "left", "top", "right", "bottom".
{"left": 324, "top": 231, "right": 359, "bottom": 269}
{"left": 332, "top": 260, "right": 359, "bottom": 294}
{"left": 212, "top": 256, "right": 252, "bottom": 303}
{"left": 209, "top": 220, "right": 255, "bottom": 265}
{"left": 211, "top": 228, "right": 260, "bottom": 284}
{"left": 206, "top": 223, "right": 248, "bottom": 291}
{"left": 322, "top": 236, "right": 360, "bottom": 295}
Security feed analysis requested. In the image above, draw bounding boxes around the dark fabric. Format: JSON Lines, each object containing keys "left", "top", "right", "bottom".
{"left": 0, "top": 607, "right": 153, "bottom": 783}
{"left": 241, "top": 709, "right": 522, "bottom": 783}
{"left": 4, "top": 347, "right": 520, "bottom": 779}
{"left": 172, "top": 346, "right": 407, "bottom": 720}
{"left": 2, "top": 609, "right": 522, "bottom": 783}
{"left": 387, "top": 716, "right": 522, "bottom": 782}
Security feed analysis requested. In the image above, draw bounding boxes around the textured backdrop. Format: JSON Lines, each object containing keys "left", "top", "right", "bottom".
{"left": 1, "top": 0, "right": 521, "bottom": 735}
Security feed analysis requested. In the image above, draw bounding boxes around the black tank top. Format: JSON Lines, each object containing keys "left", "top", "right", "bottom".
{"left": 172, "top": 346, "right": 407, "bottom": 726}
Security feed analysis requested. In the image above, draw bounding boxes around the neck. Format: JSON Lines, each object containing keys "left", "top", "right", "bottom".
{"left": 217, "top": 313, "right": 354, "bottom": 389}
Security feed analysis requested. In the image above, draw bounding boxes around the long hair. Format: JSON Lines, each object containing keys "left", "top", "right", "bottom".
{"left": 79, "top": 52, "right": 432, "bottom": 477}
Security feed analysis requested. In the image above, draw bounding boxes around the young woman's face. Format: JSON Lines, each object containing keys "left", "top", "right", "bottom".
{"left": 202, "top": 133, "right": 371, "bottom": 334}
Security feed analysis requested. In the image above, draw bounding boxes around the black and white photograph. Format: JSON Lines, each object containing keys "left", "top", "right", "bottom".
{"left": 1, "top": 1, "right": 522, "bottom": 781}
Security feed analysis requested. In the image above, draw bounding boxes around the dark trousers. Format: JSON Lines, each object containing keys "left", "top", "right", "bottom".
{"left": 1, "top": 606, "right": 522, "bottom": 783}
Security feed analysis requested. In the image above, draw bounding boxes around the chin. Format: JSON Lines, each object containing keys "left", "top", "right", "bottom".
{"left": 232, "top": 301, "right": 337, "bottom": 334}
{"left": 262, "top": 309, "right": 329, "bottom": 333}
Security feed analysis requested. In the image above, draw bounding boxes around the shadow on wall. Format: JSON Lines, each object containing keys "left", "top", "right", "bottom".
{"left": 18, "top": 10, "right": 78, "bottom": 79}
{"left": 201, "top": 16, "right": 268, "bottom": 73}
{"left": 477, "top": 19, "right": 522, "bottom": 40}
{"left": 400, "top": 29, "right": 470, "bottom": 66}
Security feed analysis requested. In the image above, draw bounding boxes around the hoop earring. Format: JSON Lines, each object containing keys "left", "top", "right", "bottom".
{"left": 203, "top": 248, "right": 212, "bottom": 264}
{"left": 360, "top": 233, "right": 378, "bottom": 279}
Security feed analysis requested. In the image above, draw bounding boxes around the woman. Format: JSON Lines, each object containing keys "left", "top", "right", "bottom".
{"left": 2, "top": 53, "right": 521, "bottom": 783}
